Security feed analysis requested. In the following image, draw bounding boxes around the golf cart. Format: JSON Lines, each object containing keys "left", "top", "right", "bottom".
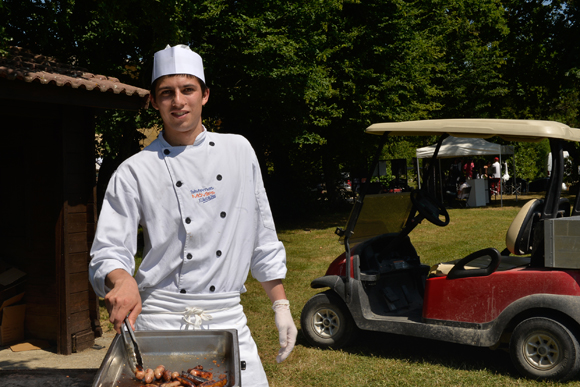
{"left": 300, "top": 119, "right": 580, "bottom": 382}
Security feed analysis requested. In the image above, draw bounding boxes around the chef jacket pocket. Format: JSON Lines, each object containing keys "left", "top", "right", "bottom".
{"left": 255, "top": 187, "right": 276, "bottom": 231}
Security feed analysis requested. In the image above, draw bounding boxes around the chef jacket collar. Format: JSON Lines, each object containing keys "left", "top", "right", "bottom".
{"left": 158, "top": 127, "right": 208, "bottom": 152}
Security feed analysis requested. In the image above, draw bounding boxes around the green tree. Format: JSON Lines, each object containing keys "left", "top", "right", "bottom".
{"left": 424, "top": 0, "right": 509, "bottom": 118}
{"left": 3, "top": 0, "right": 192, "bottom": 207}
{"left": 513, "top": 140, "right": 551, "bottom": 182}
{"left": 4, "top": 0, "right": 578, "bottom": 215}
{"left": 501, "top": 0, "right": 580, "bottom": 127}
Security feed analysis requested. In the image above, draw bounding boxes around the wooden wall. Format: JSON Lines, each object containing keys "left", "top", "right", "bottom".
{"left": 0, "top": 99, "right": 101, "bottom": 354}
{"left": 58, "top": 107, "right": 101, "bottom": 354}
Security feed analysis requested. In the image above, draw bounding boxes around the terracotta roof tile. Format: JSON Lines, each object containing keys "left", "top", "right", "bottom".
{"left": 0, "top": 46, "right": 150, "bottom": 106}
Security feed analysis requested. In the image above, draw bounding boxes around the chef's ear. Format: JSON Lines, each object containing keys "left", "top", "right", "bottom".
{"left": 202, "top": 87, "right": 210, "bottom": 106}
{"left": 150, "top": 93, "right": 159, "bottom": 110}
{"left": 150, "top": 77, "right": 160, "bottom": 109}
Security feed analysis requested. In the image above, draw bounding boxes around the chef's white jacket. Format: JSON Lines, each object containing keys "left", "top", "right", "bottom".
{"left": 89, "top": 129, "right": 287, "bottom": 298}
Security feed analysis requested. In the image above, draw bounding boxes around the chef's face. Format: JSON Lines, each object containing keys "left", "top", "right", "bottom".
{"left": 151, "top": 75, "right": 210, "bottom": 141}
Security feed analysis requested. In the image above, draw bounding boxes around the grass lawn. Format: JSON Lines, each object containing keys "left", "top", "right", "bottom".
{"left": 242, "top": 194, "right": 580, "bottom": 387}
{"left": 99, "top": 193, "right": 580, "bottom": 386}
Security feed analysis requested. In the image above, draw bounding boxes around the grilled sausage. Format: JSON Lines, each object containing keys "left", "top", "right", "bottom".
{"left": 134, "top": 365, "right": 146, "bottom": 380}
{"left": 154, "top": 365, "right": 166, "bottom": 380}
{"left": 143, "top": 368, "right": 155, "bottom": 384}
{"left": 160, "top": 382, "right": 181, "bottom": 387}
{"left": 189, "top": 368, "right": 213, "bottom": 380}
{"left": 174, "top": 375, "right": 195, "bottom": 387}
{"left": 181, "top": 371, "right": 208, "bottom": 385}
{"left": 171, "top": 371, "right": 180, "bottom": 380}
{"left": 163, "top": 370, "right": 172, "bottom": 382}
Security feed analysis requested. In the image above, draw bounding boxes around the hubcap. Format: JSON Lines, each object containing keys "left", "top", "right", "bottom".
{"left": 313, "top": 308, "right": 340, "bottom": 339}
{"left": 523, "top": 332, "right": 561, "bottom": 370}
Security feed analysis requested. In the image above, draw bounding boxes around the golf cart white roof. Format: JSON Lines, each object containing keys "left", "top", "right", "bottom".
{"left": 366, "top": 119, "right": 580, "bottom": 142}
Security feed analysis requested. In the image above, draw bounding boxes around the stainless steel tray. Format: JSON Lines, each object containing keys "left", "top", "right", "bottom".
{"left": 92, "top": 329, "right": 240, "bottom": 387}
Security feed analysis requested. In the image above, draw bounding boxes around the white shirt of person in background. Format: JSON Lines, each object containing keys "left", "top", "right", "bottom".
{"left": 492, "top": 158, "right": 501, "bottom": 179}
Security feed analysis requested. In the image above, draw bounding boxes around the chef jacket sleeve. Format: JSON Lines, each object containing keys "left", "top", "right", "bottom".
{"left": 249, "top": 154, "right": 288, "bottom": 283}
{"left": 89, "top": 168, "right": 142, "bottom": 298}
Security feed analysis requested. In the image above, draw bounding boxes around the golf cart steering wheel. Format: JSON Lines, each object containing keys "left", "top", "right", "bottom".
{"left": 410, "top": 189, "right": 450, "bottom": 227}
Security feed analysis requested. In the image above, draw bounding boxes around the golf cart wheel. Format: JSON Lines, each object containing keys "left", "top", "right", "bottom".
{"left": 510, "top": 317, "right": 580, "bottom": 381}
{"left": 300, "top": 291, "right": 357, "bottom": 349}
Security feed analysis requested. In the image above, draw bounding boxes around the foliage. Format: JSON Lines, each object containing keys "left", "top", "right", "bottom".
{"left": 500, "top": 0, "right": 580, "bottom": 127}
{"left": 426, "top": 0, "right": 510, "bottom": 118}
{"left": 94, "top": 109, "right": 162, "bottom": 212}
{"left": 2, "top": 0, "right": 193, "bottom": 85}
{"left": 513, "top": 140, "right": 551, "bottom": 182}
{"left": 3, "top": 0, "right": 579, "bottom": 216}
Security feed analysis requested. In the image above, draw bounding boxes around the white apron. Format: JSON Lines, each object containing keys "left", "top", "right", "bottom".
{"left": 136, "top": 288, "right": 269, "bottom": 387}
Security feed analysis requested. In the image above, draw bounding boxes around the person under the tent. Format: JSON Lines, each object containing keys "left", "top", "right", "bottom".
{"left": 462, "top": 158, "right": 475, "bottom": 179}
{"left": 490, "top": 156, "right": 501, "bottom": 196}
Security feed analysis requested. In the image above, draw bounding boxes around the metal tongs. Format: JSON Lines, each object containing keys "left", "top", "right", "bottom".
{"left": 121, "top": 317, "right": 145, "bottom": 372}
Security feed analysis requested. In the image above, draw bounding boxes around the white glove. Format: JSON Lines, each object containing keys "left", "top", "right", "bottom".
{"left": 272, "top": 299, "right": 298, "bottom": 363}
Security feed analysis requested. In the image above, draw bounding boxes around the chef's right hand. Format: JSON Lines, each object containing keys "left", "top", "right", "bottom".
{"left": 104, "top": 269, "right": 142, "bottom": 334}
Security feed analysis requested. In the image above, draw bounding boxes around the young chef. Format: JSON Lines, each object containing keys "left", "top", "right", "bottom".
{"left": 89, "top": 44, "right": 297, "bottom": 386}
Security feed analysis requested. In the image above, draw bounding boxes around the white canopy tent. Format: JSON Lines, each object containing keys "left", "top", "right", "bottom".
{"left": 415, "top": 136, "right": 515, "bottom": 206}
{"left": 416, "top": 136, "right": 514, "bottom": 159}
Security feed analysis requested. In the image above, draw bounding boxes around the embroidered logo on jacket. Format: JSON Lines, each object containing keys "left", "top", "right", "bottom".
{"left": 191, "top": 187, "right": 216, "bottom": 203}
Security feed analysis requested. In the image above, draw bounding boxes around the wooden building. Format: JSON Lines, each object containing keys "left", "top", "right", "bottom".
{"left": 0, "top": 47, "right": 149, "bottom": 354}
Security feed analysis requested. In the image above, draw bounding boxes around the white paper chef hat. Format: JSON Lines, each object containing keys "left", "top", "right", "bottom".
{"left": 151, "top": 44, "right": 205, "bottom": 84}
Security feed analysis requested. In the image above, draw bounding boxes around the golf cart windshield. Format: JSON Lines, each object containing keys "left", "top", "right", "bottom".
{"left": 341, "top": 192, "right": 414, "bottom": 245}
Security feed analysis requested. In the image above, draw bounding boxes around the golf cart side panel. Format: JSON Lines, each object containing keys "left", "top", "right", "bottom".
{"left": 326, "top": 252, "right": 354, "bottom": 277}
{"left": 351, "top": 284, "right": 580, "bottom": 348}
{"left": 346, "top": 280, "right": 496, "bottom": 346}
{"left": 420, "top": 294, "right": 580, "bottom": 347}
{"left": 423, "top": 269, "right": 580, "bottom": 323}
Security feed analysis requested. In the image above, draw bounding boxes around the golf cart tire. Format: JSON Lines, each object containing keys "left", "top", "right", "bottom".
{"left": 510, "top": 317, "right": 580, "bottom": 382}
{"left": 301, "top": 290, "right": 358, "bottom": 349}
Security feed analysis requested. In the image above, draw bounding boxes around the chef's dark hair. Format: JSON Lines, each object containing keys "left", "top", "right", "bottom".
{"left": 150, "top": 74, "right": 209, "bottom": 100}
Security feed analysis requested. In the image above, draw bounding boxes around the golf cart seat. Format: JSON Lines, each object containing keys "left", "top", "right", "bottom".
{"left": 505, "top": 197, "right": 570, "bottom": 255}
{"left": 505, "top": 199, "right": 542, "bottom": 256}
{"left": 430, "top": 199, "right": 542, "bottom": 277}
{"left": 429, "top": 200, "right": 539, "bottom": 277}
{"left": 430, "top": 197, "right": 572, "bottom": 277}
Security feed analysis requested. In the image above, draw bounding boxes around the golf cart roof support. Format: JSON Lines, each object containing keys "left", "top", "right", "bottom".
{"left": 529, "top": 139, "right": 568, "bottom": 267}
{"left": 568, "top": 144, "right": 580, "bottom": 216}
{"left": 339, "top": 131, "right": 390, "bottom": 302}
{"left": 423, "top": 134, "right": 449, "bottom": 195}
{"left": 544, "top": 139, "right": 565, "bottom": 219}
